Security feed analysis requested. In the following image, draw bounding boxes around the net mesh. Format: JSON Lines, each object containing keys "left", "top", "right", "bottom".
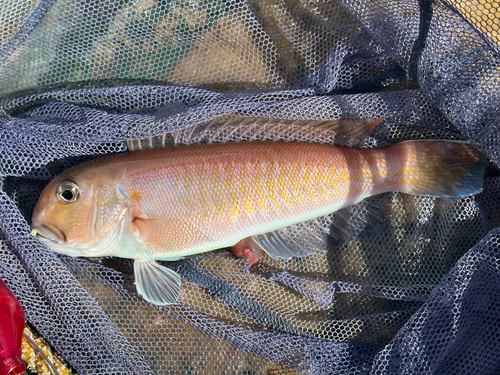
{"left": 1, "top": 0, "right": 500, "bottom": 374}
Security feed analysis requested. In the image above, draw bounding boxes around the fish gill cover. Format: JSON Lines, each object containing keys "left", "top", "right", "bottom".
{"left": 1, "top": 0, "right": 500, "bottom": 374}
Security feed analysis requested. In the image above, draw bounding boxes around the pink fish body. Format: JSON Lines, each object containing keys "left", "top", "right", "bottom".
{"left": 31, "top": 118, "right": 487, "bottom": 305}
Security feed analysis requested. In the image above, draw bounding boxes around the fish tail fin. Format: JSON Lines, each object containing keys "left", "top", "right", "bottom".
{"left": 397, "top": 140, "right": 488, "bottom": 198}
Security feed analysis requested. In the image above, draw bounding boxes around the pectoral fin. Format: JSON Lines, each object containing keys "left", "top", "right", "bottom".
{"left": 134, "top": 259, "right": 181, "bottom": 305}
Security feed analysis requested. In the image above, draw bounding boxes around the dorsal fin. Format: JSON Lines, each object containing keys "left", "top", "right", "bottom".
{"left": 127, "top": 115, "right": 384, "bottom": 151}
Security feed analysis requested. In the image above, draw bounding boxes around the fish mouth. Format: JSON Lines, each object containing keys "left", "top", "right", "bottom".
{"left": 32, "top": 225, "right": 83, "bottom": 257}
{"left": 32, "top": 223, "right": 66, "bottom": 245}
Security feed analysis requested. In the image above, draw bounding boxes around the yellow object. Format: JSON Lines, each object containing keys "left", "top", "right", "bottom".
{"left": 22, "top": 325, "right": 74, "bottom": 375}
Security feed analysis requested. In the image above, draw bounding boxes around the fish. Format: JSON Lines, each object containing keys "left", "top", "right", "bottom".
{"left": 30, "top": 116, "right": 488, "bottom": 305}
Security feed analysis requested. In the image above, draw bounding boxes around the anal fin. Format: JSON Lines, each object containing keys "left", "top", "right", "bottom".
{"left": 251, "top": 231, "right": 317, "bottom": 260}
{"left": 134, "top": 259, "right": 181, "bottom": 305}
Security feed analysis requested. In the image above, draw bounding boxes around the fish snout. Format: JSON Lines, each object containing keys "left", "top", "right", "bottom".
{"left": 31, "top": 220, "right": 66, "bottom": 245}
{"left": 31, "top": 198, "right": 67, "bottom": 244}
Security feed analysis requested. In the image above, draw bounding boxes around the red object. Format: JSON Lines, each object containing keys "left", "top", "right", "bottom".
{"left": 231, "top": 237, "right": 263, "bottom": 265}
{"left": 0, "top": 277, "right": 26, "bottom": 375}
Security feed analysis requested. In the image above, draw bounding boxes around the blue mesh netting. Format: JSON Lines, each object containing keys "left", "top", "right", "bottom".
{"left": 1, "top": 0, "right": 500, "bottom": 374}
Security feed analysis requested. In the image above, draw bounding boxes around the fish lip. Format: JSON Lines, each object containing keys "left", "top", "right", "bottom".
{"left": 32, "top": 224, "right": 83, "bottom": 257}
{"left": 32, "top": 223, "right": 66, "bottom": 245}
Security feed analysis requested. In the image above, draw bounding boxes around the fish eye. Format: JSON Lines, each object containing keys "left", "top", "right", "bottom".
{"left": 56, "top": 180, "right": 80, "bottom": 204}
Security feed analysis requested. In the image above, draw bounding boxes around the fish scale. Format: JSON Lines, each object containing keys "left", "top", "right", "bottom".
{"left": 106, "top": 142, "right": 400, "bottom": 257}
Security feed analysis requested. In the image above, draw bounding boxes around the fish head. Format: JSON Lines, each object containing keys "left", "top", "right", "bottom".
{"left": 31, "top": 166, "right": 125, "bottom": 258}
